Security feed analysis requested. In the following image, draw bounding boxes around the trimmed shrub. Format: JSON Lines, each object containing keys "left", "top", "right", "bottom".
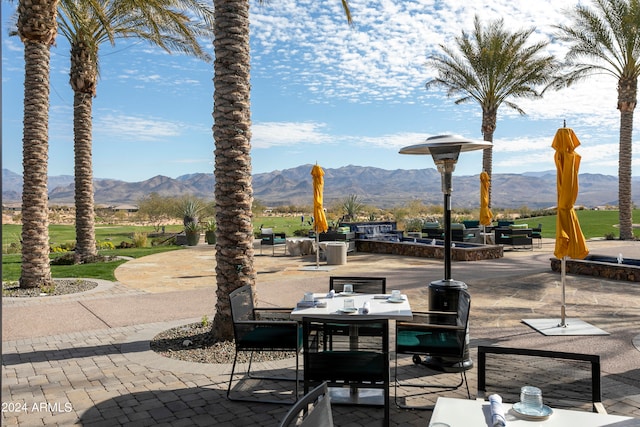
{"left": 132, "top": 232, "right": 148, "bottom": 248}
{"left": 96, "top": 241, "right": 116, "bottom": 250}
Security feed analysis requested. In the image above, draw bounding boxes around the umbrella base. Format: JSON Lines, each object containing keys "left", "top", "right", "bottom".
{"left": 299, "top": 265, "right": 337, "bottom": 272}
{"left": 522, "top": 318, "right": 609, "bottom": 336}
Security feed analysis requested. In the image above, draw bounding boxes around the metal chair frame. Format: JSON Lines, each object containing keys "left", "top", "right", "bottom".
{"left": 278, "top": 382, "right": 334, "bottom": 427}
{"left": 477, "top": 345, "right": 606, "bottom": 414}
{"left": 302, "top": 316, "right": 390, "bottom": 426}
{"left": 324, "top": 277, "right": 387, "bottom": 350}
{"left": 227, "top": 285, "right": 301, "bottom": 404}
{"left": 394, "top": 290, "right": 471, "bottom": 410}
{"left": 260, "top": 228, "right": 287, "bottom": 255}
{"left": 329, "top": 276, "right": 386, "bottom": 294}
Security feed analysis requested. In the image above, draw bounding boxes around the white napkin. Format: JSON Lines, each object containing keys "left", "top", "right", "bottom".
{"left": 362, "top": 301, "right": 370, "bottom": 314}
{"left": 489, "top": 394, "right": 506, "bottom": 427}
{"left": 326, "top": 289, "right": 335, "bottom": 298}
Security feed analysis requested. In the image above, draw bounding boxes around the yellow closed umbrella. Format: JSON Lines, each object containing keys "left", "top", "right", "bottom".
{"left": 311, "top": 164, "right": 328, "bottom": 268}
{"left": 553, "top": 127, "right": 589, "bottom": 327}
{"left": 479, "top": 171, "right": 493, "bottom": 244}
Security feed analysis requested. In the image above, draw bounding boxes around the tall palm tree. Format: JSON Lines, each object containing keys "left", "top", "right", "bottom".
{"left": 210, "top": 0, "right": 352, "bottom": 341}
{"left": 556, "top": 0, "right": 640, "bottom": 240}
{"left": 16, "top": 0, "right": 60, "bottom": 288}
{"left": 56, "top": 0, "right": 214, "bottom": 262}
{"left": 426, "top": 15, "right": 559, "bottom": 207}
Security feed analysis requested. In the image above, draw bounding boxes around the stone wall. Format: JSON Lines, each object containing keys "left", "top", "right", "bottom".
{"left": 355, "top": 240, "right": 503, "bottom": 261}
{"left": 550, "top": 257, "right": 640, "bottom": 282}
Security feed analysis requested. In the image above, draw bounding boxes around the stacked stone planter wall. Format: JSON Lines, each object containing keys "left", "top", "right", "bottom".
{"left": 355, "top": 239, "right": 503, "bottom": 261}
{"left": 550, "top": 256, "right": 640, "bottom": 282}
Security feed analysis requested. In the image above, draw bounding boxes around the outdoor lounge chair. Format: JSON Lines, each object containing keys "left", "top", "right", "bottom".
{"left": 227, "top": 285, "right": 301, "bottom": 404}
{"left": 532, "top": 223, "right": 543, "bottom": 248}
{"left": 260, "top": 228, "right": 287, "bottom": 255}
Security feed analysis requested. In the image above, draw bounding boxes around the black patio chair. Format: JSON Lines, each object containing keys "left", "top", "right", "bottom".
{"left": 302, "top": 316, "right": 390, "bottom": 426}
{"left": 260, "top": 228, "right": 287, "bottom": 255}
{"left": 329, "top": 276, "right": 386, "bottom": 294}
{"left": 394, "top": 289, "right": 471, "bottom": 410}
{"left": 477, "top": 345, "right": 606, "bottom": 414}
{"left": 278, "top": 382, "right": 334, "bottom": 427}
{"left": 227, "top": 285, "right": 302, "bottom": 404}
{"left": 324, "top": 277, "right": 387, "bottom": 349}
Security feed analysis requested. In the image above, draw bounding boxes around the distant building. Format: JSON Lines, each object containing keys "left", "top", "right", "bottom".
{"left": 109, "top": 205, "right": 139, "bottom": 213}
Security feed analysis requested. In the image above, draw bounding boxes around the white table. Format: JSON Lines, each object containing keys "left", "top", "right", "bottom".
{"left": 430, "top": 397, "right": 637, "bottom": 426}
{"left": 290, "top": 293, "right": 413, "bottom": 321}
{"left": 291, "top": 293, "right": 412, "bottom": 406}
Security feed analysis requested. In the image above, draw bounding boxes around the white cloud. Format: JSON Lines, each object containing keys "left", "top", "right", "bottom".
{"left": 94, "top": 114, "right": 183, "bottom": 141}
{"left": 249, "top": 0, "right": 616, "bottom": 121}
{"left": 252, "top": 122, "right": 332, "bottom": 148}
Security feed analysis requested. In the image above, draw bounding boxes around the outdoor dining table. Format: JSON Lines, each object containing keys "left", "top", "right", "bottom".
{"left": 430, "top": 397, "right": 637, "bottom": 426}
{"left": 290, "top": 292, "right": 413, "bottom": 322}
{"left": 290, "top": 292, "right": 413, "bottom": 406}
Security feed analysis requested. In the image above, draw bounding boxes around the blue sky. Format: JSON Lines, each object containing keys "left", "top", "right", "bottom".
{"left": 2, "top": 0, "right": 636, "bottom": 182}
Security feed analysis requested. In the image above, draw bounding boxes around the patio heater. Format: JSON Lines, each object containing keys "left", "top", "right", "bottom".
{"left": 400, "top": 135, "right": 491, "bottom": 371}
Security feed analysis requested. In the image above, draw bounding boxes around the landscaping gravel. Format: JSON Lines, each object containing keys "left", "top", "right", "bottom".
{"left": 150, "top": 322, "right": 295, "bottom": 364}
{"left": 2, "top": 279, "right": 98, "bottom": 297}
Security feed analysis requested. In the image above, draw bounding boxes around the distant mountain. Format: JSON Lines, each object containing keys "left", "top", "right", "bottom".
{"left": 3, "top": 166, "right": 638, "bottom": 209}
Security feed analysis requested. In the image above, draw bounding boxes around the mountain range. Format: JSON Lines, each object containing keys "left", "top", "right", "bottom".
{"left": 3, "top": 166, "right": 639, "bottom": 209}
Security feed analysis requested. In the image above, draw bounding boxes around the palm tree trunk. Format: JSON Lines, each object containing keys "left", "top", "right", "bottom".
{"left": 618, "top": 109, "right": 634, "bottom": 240}
{"left": 617, "top": 77, "right": 636, "bottom": 240}
{"left": 211, "top": 0, "right": 256, "bottom": 342}
{"left": 481, "top": 109, "right": 496, "bottom": 208}
{"left": 19, "top": 39, "right": 55, "bottom": 288}
{"left": 69, "top": 39, "right": 99, "bottom": 262}
{"left": 18, "top": 0, "right": 58, "bottom": 288}
{"left": 74, "top": 91, "right": 97, "bottom": 260}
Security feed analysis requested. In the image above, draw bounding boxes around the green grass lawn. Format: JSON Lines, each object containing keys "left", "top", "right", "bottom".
{"left": 2, "top": 209, "right": 636, "bottom": 284}
{"left": 514, "top": 209, "right": 638, "bottom": 239}
{"left": 1, "top": 246, "right": 181, "bottom": 283}
{"left": 2, "top": 224, "right": 185, "bottom": 249}
{"left": 2, "top": 224, "right": 185, "bottom": 283}
{"left": 254, "top": 215, "right": 316, "bottom": 236}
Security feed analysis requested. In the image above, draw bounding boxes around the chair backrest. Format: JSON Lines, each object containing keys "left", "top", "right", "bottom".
{"left": 329, "top": 276, "right": 386, "bottom": 294}
{"left": 302, "top": 316, "right": 389, "bottom": 386}
{"left": 229, "top": 285, "right": 255, "bottom": 322}
{"left": 278, "top": 382, "right": 333, "bottom": 427}
{"left": 477, "top": 346, "right": 604, "bottom": 413}
{"left": 457, "top": 290, "right": 471, "bottom": 330}
{"left": 396, "top": 290, "right": 470, "bottom": 359}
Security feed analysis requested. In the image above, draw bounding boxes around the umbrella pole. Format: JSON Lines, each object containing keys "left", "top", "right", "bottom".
{"left": 315, "top": 232, "right": 319, "bottom": 269}
{"left": 560, "top": 256, "right": 567, "bottom": 327}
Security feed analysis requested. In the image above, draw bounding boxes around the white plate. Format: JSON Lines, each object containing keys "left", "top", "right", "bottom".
{"left": 387, "top": 297, "right": 404, "bottom": 303}
{"left": 512, "top": 402, "right": 553, "bottom": 420}
{"left": 338, "top": 307, "right": 358, "bottom": 314}
{"left": 340, "top": 292, "right": 357, "bottom": 296}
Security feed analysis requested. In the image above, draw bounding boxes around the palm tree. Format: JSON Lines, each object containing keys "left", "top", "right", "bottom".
{"left": 16, "top": 0, "right": 60, "bottom": 288}
{"left": 210, "top": 0, "right": 352, "bottom": 341}
{"left": 342, "top": 194, "right": 363, "bottom": 221}
{"left": 426, "top": 15, "right": 559, "bottom": 207}
{"left": 556, "top": 0, "right": 640, "bottom": 240}
{"left": 56, "top": 0, "right": 214, "bottom": 262}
